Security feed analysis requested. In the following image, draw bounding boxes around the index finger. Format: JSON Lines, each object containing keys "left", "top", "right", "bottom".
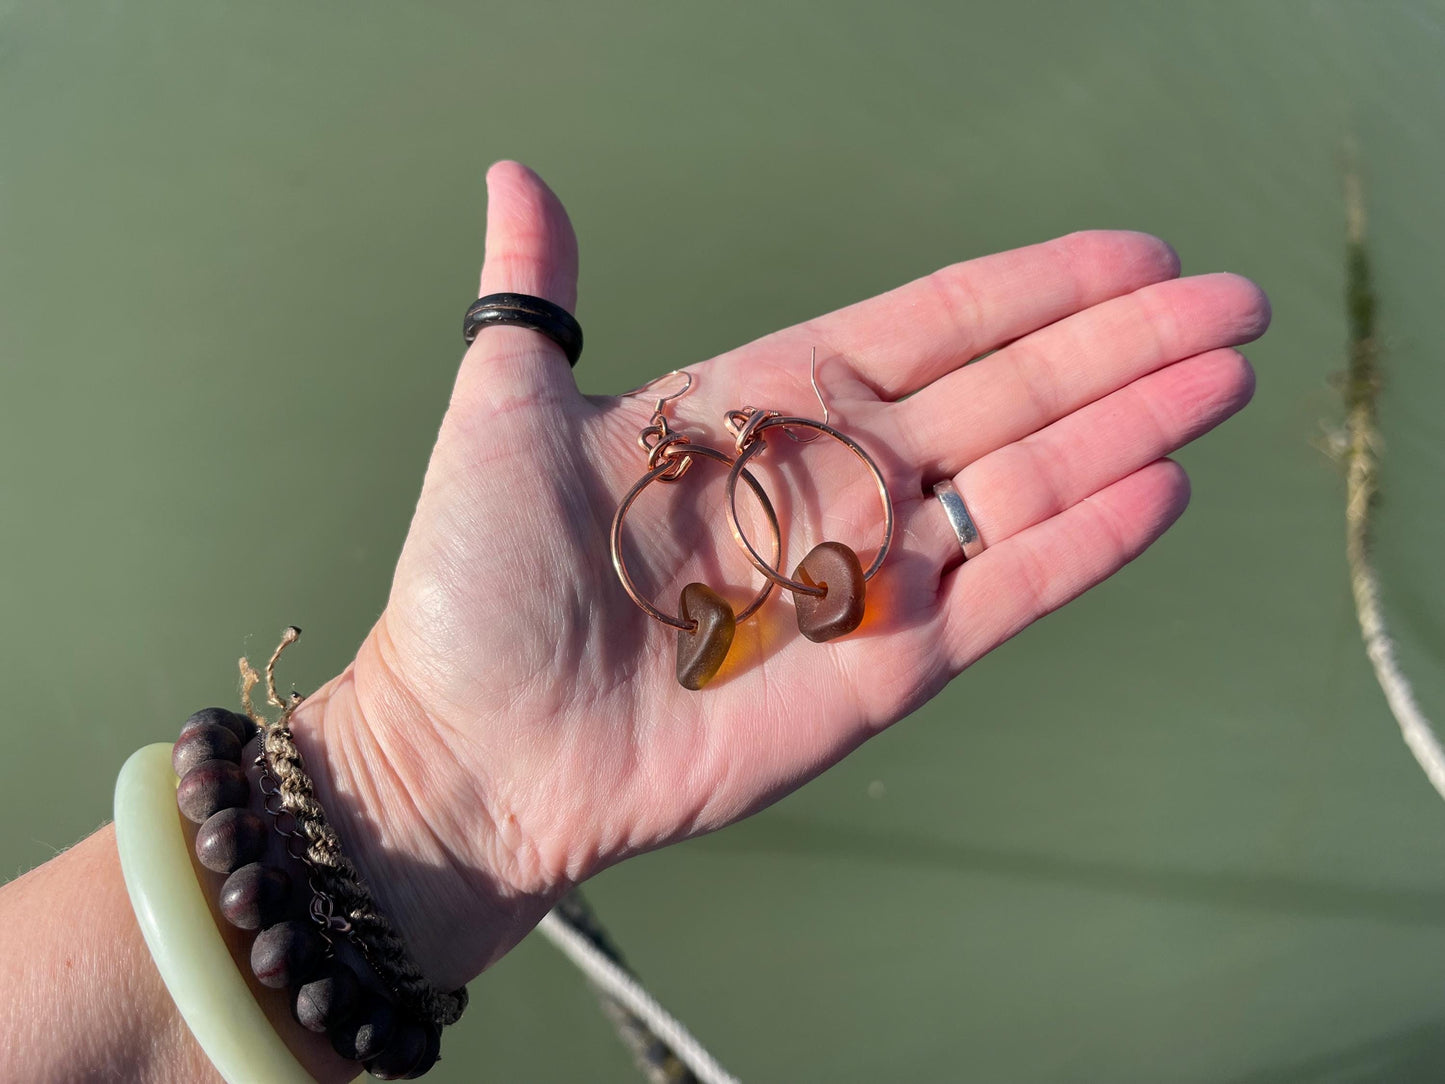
{"left": 774, "top": 230, "right": 1180, "bottom": 400}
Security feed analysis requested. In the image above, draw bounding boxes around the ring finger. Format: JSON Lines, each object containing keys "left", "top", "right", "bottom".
{"left": 910, "top": 346, "right": 1255, "bottom": 573}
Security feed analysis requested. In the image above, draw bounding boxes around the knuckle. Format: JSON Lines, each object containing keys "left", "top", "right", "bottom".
{"left": 927, "top": 262, "right": 987, "bottom": 345}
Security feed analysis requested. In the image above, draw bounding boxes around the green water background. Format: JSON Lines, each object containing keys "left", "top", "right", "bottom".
{"left": 2, "top": 2, "right": 1442, "bottom": 1080}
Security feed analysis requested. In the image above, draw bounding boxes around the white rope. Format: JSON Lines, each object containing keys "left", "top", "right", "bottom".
{"left": 1347, "top": 547, "right": 1445, "bottom": 799}
{"left": 1341, "top": 162, "right": 1445, "bottom": 803}
{"left": 535, "top": 910, "right": 742, "bottom": 1084}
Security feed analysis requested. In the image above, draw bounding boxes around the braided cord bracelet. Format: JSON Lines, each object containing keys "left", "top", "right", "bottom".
{"left": 245, "top": 629, "right": 467, "bottom": 1028}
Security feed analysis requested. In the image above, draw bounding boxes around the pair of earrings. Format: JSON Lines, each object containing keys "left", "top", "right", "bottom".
{"left": 610, "top": 356, "right": 895, "bottom": 690}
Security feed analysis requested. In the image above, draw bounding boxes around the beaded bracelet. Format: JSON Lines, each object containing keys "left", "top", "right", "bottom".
{"left": 119, "top": 629, "right": 461, "bottom": 1081}
{"left": 170, "top": 701, "right": 445, "bottom": 1080}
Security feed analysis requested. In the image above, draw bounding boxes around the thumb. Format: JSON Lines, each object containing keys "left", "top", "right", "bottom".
{"left": 460, "top": 160, "right": 581, "bottom": 403}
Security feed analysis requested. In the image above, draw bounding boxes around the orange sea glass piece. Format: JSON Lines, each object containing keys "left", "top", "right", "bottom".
{"left": 793, "top": 541, "right": 866, "bottom": 642}
{"left": 676, "top": 582, "right": 736, "bottom": 690}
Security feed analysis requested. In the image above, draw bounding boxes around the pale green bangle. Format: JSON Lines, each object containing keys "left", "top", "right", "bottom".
{"left": 114, "top": 742, "right": 341, "bottom": 1084}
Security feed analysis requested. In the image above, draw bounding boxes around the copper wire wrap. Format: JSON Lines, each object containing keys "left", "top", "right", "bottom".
{"left": 722, "top": 409, "right": 896, "bottom": 597}
{"left": 611, "top": 443, "right": 783, "bottom": 631}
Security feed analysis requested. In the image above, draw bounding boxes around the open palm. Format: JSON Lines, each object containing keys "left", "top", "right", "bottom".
{"left": 298, "top": 162, "right": 1269, "bottom": 989}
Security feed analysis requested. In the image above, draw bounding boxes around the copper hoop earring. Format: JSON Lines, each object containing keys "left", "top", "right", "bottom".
{"left": 723, "top": 408, "right": 895, "bottom": 642}
{"left": 611, "top": 374, "right": 782, "bottom": 690}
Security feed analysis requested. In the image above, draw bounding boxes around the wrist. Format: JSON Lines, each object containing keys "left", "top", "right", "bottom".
{"left": 287, "top": 625, "right": 558, "bottom": 991}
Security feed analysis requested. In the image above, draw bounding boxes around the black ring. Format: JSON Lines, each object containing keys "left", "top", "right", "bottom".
{"left": 462, "top": 292, "right": 583, "bottom": 366}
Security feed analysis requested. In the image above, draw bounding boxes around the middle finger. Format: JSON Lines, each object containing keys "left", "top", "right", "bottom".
{"left": 896, "top": 271, "right": 1269, "bottom": 478}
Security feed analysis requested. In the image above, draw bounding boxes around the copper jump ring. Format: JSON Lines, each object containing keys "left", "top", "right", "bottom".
{"left": 611, "top": 444, "right": 783, "bottom": 631}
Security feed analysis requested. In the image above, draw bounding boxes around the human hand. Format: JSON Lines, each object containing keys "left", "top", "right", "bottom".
{"left": 291, "top": 162, "right": 1269, "bottom": 990}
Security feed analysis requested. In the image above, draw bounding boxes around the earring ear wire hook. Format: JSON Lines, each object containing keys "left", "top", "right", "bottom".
{"left": 620, "top": 369, "right": 693, "bottom": 418}
{"left": 785, "top": 347, "right": 828, "bottom": 443}
{"left": 622, "top": 369, "right": 698, "bottom": 480}
{"left": 649, "top": 369, "right": 693, "bottom": 417}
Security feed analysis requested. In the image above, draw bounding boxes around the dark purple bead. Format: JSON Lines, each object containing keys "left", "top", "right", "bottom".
{"left": 195, "top": 808, "right": 269, "bottom": 874}
{"left": 250, "top": 919, "right": 323, "bottom": 989}
{"left": 294, "top": 962, "right": 362, "bottom": 1033}
{"left": 176, "top": 759, "right": 249, "bottom": 824}
{"left": 172, "top": 723, "right": 242, "bottom": 776}
{"left": 401, "top": 1024, "right": 441, "bottom": 1078}
{"left": 180, "top": 706, "right": 256, "bottom": 745}
{"left": 364, "top": 1018, "right": 427, "bottom": 1079}
{"left": 330, "top": 997, "right": 397, "bottom": 1062}
{"left": 219, "top": 862, "right": 291, "bottom": 930}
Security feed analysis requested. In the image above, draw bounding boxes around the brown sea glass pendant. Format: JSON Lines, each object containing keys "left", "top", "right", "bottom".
{"left": 793, "top": 541, "right": 866, "bottom": 642}
{"left": 676, "top": 582, "right": 737, "bottom": 690}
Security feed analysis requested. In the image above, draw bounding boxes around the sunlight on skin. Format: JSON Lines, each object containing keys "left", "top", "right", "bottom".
{"left": 285, "top": 160, "right": 1271, "bottom": 994}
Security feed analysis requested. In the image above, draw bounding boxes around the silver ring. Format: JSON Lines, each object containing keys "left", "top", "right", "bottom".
{"left": 933, "top": 479, "right": 985, "bottom": 560}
